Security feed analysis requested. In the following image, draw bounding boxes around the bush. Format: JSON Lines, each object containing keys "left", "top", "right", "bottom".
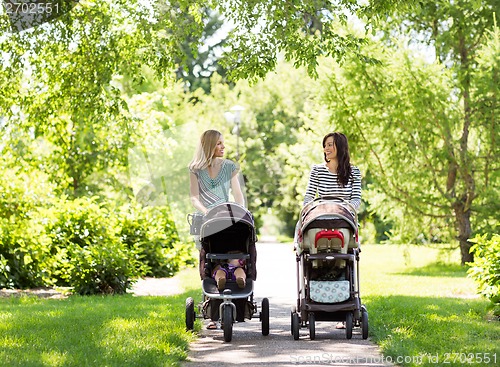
{"left": 118, "top": 203, "right": 194, "bottom": 278}
{"left": 0, "top": 168, "right": 194, "bottom": 293}
{"left": 0, "top": 218, "right": 56, "bottom": 289}
{"left": 42, "top": 197, "right": 142, "bottom": 294}
{"left": 66, "top": 239, "right": 137, "bottom": 295}
{"left": 467, "top": 234, "right": 500, "bottom": 317}
{"left": 0, "top": 168, "right": 58, "bottom": 289}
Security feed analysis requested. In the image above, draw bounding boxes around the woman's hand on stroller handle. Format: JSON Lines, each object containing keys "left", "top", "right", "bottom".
{"left": 317, "top": 195, "right": 345, "bottom": 203}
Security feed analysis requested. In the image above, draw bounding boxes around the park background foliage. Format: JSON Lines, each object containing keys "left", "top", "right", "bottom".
{"left": 0, "top": 1, "right": 498, "bottom": 300}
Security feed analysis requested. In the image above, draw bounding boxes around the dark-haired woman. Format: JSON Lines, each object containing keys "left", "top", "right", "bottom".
{"left": 301, "top": 132, "right": 361, "bottom": 329}
{"left": 303, "top": 132, "right": 361, "bottom": 210}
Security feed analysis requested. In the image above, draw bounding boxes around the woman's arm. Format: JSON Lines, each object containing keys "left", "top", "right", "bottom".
{"left": 349, "top": 166, "right": 362, "bottom": 210}
{"left": 189, "top": 172, "right": 209, "bottom": 214}
{"left": 303, "top": 165, "right": 318, "bottom": 206}
{"left": 231, "top": 172, "right": 245, "bottom": 207}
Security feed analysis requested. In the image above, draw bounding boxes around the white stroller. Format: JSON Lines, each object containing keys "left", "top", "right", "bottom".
{"left": 291, "top": 196, "right": 368, "bottom": 340}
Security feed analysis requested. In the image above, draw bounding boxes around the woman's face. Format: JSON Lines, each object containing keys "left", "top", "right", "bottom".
{"left": 324, "top": 136, "right": 337, "bottom": 161}
{"left": 213, "top": 136, "right": 225, "bottom": 158}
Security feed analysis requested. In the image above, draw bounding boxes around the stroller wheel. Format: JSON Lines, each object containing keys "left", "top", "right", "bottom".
{"left": 222, "top": 305, "right": 233, "bottom": 342}
{"left": 308, "top": 313, "right": 316, "bottom": 340}
{"left": 290, "top": 306, "right": 296, "bottom": 335}
{"left": 292, "top": 312, "right": 300, "bottom": 340}
{"left": 361, "top": 307, "right": 369, "bottom": 339}
{"left": 345, "top": 312, "right": 353, "bottom": 339}
{"left": 261, "top": 298, "right": 270, "bottom": 336}
{"left": 185, "top": 297, "right": 195, "bottom": 330}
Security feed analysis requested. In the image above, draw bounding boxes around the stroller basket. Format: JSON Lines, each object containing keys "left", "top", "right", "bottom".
{"left": 309, "top": 280, "right": 350, "bottom": 303}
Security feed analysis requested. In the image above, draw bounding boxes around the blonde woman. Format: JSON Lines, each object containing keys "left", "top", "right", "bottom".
{"left": 189, "top": 129, "right": 244, "bottom": 215}
{"left": 188, "top": 129, "right": 246, "bottom": 330}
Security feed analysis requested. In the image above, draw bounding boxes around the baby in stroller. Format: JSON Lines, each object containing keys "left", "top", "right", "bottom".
{"left": 213, "top": 251, "right": 247, "bottom": 291}
{"left": 185, "top": 202, "right": 269, "bottom": 342}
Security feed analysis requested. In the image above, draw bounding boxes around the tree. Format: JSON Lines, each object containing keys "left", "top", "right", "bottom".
{"left": 320, "top": 4, "right": 499, "bottom": 264}
{"left": 0, "top": 0, "right": 396, "bottom": 195}
{"left": 175, "top": 8, "right": 229, "bottom": 94}
{"left": 214, "top": 0, "right": 373, "bottom": 81}
{"left": 1, "top": 1, "right": 170, "bottom": 196}
{"left": 376, "top": 0, "right": 499, "bottom": 263}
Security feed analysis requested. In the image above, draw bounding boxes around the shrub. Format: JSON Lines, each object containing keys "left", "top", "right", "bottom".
{"left": 66, "top": 238, "right": 137, "bottom": 295}
{"left": 0, "top": 218, "right": 55, "bottom": 288}
{"left": 117, "top": 203, "right": 194, "bottom": 278}
{"left": 0, "top": 168, "right": 58, "bottom": 288}
{"left": 0, "top": 177, "right": 194, "bottom": 293}
{"left": 42, "top": 197, "right": 142, "bottom": 294}
{"left": 467, "top": 234, "right": 500, "bottom": 317}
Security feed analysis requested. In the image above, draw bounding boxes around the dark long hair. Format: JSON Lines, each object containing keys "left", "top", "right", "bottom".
{"left": 323, "top": 132, "right": 352, "bottom": 187}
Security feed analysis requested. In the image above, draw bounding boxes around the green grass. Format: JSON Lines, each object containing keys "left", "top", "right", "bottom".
{"left": 2, "top": 245, "right": 499, "bottom": 367}
{"left": 360, "top": 244, "right": 500, "bottom": 367}
{"left": 0, "top": 268, "right": 201, "bottom": 367}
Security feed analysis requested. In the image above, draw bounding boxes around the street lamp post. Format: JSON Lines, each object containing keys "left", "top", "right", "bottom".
{"left": 224, "top": 105, "right": 245, "bottom": 161}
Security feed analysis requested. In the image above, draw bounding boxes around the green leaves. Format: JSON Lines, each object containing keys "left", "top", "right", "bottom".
{"left": 468, "top": 234, "right": 500, "bottom": 316}
{"left": 0, "top": 184, "right": 191, "bottom": 292}
{"left": 211, "top": 0, "right": 372, "bottom": 81}
{"left": 0, "top": 0, "right": 497, "bottom": 285}
{"left": 318, "top": 32, "right": 494, "bottom": 247}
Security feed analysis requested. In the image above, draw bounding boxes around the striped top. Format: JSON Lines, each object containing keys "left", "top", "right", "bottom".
{"left": 190, "top": 159, "right": 238, "bottom": 210}
{"left": 303, "top": 164, "right": 362, "bottom": 209}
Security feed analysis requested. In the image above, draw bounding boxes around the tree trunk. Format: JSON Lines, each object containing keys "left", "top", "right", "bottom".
{"left": 454, "top": 31, "right": 475, "bottom": 266}
{"left": 73, "top": 176, "right": 79, "bottom": 196}
{"left": 453, "top": 202, "right": 473, "bottom": 265}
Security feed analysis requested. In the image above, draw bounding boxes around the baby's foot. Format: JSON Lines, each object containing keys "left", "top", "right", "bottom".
{"left": 236, "top": 277, "right": 246, "bottom": 289}
{"left": 217, "top": 277, "right": 226, "bottom": 291}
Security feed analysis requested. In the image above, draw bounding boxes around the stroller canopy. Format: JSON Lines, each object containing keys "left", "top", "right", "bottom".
{"left": 300, "top": 199, "right": 358, "bottom": 234}
{"left": 201, "top": 203, "right": 256, "bottom": 254}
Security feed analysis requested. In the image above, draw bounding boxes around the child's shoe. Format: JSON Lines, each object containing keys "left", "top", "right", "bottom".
{"left": 217, "top": 277, "right": 226, "bottom": 291}
{"left": 236, "top": 277, "right": 246, "bottom": 289}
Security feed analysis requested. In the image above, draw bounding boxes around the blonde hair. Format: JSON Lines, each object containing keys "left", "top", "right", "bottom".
{"left": 189, "top": 129, "right": 222, "bottom": 171}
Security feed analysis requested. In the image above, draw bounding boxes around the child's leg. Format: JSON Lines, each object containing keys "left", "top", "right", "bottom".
{"left": 213, "top": 265, "right": 227, "bottom": 291}
{"left": 234, "top": 267, "right": 246, "bottom": 288}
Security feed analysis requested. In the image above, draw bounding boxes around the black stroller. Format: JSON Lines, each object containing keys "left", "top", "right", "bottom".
{"left": 291, "top": 196, "right": 368, "bottom": 340}
{"left": 185, "top": 203, "right": 270, "bottom": 342}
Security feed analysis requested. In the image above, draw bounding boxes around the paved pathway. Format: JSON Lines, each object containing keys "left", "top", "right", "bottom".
{"left": 132, "top": 274, "right": 183, "bottom": 297}
{"left": 181, "top": 240, "right": 392, "bottom": 367}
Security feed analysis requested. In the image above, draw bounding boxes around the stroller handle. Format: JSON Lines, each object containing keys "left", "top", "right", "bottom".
{"left": 206, "top": 253, "right": 251, "bottom": 261}
{"left": 301, "top": 196, "right": 357, "bottom": 221}
{"left": 205, "top": 202, "right": 249, "bottom": 215}
{"left": 314, "top": 195, "right": 355, "bottom": 211}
